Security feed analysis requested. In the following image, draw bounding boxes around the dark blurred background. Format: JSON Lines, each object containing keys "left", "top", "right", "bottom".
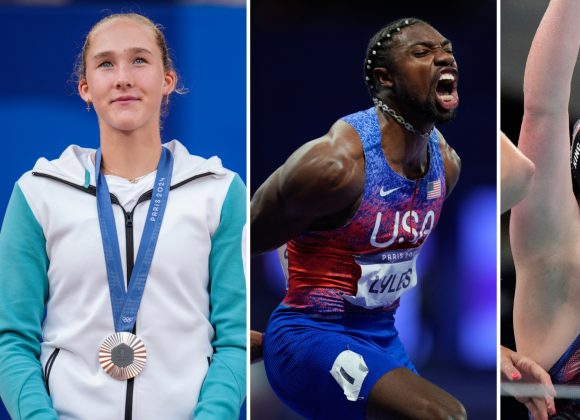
{"left": 501, "top": 0, "right": 580, "bottom": 417}
{"left": 0, "top": 0, "right": 246, "bottom": 418}
{"left": 250, "top": 0, "right": 497, "bottom": 419}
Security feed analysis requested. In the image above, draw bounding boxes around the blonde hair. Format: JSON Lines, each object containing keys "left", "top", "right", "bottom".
{"left": 74, "top": 13, "right": 186, "bottom": 118}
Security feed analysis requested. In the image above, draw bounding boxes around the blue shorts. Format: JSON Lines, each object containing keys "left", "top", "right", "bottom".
{"left": 263, "top": 304, "right": 417, "bottom": 420}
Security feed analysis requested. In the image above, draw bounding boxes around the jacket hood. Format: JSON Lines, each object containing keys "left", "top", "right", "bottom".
{"left": 31, "top": 140, "right": 227, "bottom": 187}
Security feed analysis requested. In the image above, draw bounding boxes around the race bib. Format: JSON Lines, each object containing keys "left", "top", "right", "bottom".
{"left": 277, "top": 244, "right": 289, "bottom": 289}
{"left": 343, "top": 245, "right": 423, "bottom": 309}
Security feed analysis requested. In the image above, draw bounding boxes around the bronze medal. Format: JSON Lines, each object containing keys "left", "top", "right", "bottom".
{"left": 99, "top": 332, "right": 147, "bottom": 380}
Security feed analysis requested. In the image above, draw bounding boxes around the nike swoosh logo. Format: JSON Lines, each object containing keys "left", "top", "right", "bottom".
{"left": 380, "top": 187, "right": 401, "bottom": 197}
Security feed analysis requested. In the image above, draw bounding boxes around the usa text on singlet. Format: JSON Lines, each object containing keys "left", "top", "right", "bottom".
{"left": 278, "top": 107, "right": 446, "bottom": 315}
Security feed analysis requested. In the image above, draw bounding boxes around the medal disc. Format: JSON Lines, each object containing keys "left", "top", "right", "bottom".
{"left": 99, "top": 332, "right": 146, "bottom": 380}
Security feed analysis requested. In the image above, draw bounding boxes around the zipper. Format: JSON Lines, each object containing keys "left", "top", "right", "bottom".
{"left": 44, "top": 348, "right": 60, "bottom": 397}
{"left": 123, "top": 205, "right": 135, "bottom": 420}
{"left": 32, "top": 170, "right": 214, "bottom": 419}
{"left": 31, "top": 171, "right": 215, "bottom": 197}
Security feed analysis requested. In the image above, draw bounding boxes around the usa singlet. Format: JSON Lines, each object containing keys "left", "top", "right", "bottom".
{"left": 263, "top": 107, "right": 448, "bottom": 420}
{"left": 282, "top": 106, "right": 446, "bottom": 315}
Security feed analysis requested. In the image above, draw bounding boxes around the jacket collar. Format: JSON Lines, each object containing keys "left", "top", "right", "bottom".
{"left": 32, "top": 140, "right": 227, "bottom": 188}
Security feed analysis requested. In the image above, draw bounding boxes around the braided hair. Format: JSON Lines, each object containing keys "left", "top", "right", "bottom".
{"left": 364, "top": 18, "right": 430, "bottom": 98}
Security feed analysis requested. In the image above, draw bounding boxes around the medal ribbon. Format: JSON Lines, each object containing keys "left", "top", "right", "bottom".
{"left": 95, "top": 147, "right": 174, "bottom": 333}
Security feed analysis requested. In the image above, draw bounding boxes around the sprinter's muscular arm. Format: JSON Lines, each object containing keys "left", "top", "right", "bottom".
{"left": 435, "top": 129, "right": 461, "bottom": 199}
{"left": 250, "top": 120, "right": 365, "bottom": 257}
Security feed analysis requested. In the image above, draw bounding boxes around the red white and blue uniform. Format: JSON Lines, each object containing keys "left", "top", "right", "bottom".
{"left": 535, "top": 337, "right": 580, "bottom": 419}
{"left": 263, "top": 107, "right": 447, "bottom": 420}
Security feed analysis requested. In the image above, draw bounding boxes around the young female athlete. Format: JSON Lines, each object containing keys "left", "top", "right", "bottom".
{"left": 510, "top": 0, "right": 580, "bottom": 417}
{"left": 0, "top": 13, "right": 246, "bottom": 420}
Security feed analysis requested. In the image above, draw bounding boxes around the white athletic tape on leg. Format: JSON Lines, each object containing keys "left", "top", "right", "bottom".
{"left": 330, "top": 350, "right": 369, "bottom": 401}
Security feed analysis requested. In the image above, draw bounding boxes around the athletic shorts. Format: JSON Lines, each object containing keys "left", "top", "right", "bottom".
{"left": 263, "top": 304, "right": 417, "bottom": 420}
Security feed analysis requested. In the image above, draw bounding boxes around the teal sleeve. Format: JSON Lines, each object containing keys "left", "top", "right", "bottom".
{"left": 0, "top": 183, "right": 57, "bottom": 420}
{"left": 194, "top": 174, "right": 247, "bottom": 420}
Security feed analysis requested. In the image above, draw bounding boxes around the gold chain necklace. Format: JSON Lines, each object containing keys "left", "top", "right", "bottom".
{"left": 101, "top": 163, "right": 158, "bottom": 184}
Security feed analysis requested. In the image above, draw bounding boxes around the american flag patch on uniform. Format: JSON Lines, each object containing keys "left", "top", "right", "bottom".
{"left": 427, "top": 180, "right": 441, "bottom": 199}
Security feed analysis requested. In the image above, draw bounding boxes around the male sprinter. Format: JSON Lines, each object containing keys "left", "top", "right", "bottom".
{"left": 251, "top": 18, "right": 464, "bottom": 420}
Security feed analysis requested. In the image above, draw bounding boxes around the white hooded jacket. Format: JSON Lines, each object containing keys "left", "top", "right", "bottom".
{"left": 0, "top": 140, "right": 247, "bottom": 420}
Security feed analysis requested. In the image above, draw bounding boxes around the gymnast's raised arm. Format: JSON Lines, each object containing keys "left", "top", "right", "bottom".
{"left": 510, "top": 0, "right": 580, "bottom": 370}
{"left": 511, "top": 0, "right": 580, "bottom": 255}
